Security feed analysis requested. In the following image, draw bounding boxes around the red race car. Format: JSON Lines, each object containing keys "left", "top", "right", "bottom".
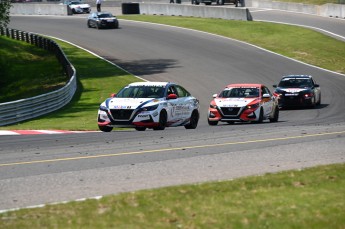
{"left": 208, "top": 83, "right": 279, "bottom": 125}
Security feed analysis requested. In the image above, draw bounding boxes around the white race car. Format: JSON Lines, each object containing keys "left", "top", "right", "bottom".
{"left": 97, "top": 82, "right": 200, "bottom": 131}
{"left": 62, "top": 0, "right": 91, "bottom": 14}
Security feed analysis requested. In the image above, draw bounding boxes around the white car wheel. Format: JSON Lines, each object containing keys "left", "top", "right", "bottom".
{"left": 153, "top": 110, "right": 167, "bottom": 130}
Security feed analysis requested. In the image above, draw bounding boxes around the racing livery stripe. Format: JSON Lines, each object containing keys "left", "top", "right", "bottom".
{"left": 105, "top": 98, "right": 112, "bottom": 109}
{"left": 136, "top": 98, "right": 157, "bottom": 110}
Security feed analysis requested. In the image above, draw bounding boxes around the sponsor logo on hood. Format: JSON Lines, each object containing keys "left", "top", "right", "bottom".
{"left": 107, "top": 98, "right": 160, "bottom": 109}
{"left": 215, "top": 98, "right": 257, "bottom": 107}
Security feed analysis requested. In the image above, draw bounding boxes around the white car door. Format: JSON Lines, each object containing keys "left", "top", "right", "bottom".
{"left": 166, "top": 86, "right": 180, "bottom": 123}
{"left": 261, "top": 86, "right": 274, "bottom": 117}
{"left": 174, "top": 85, "right": 193, "bottom": 121}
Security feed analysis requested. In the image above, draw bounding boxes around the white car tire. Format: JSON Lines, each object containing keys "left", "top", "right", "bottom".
{"left": 184, "top": 110, "right": 199, "bottom": 129}
{"left": 153, "top": 110, "right": 167, "bottom": 130}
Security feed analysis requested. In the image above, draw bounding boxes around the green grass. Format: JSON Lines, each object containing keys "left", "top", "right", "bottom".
{"left": 0, "top": 36, "right": 67, "bottom": 103}
{"left": 0, "top": 39, "right": 140, "bottom": 130}
{"left": 1, "top": 16, "right": 344, "bottom": 130}
{"left": 1, "top": 163, "right": 344, "bottom": 228}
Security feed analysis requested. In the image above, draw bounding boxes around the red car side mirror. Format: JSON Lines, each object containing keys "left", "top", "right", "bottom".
{"left": 167, "top": 94, "right": 178, "bottom": 100}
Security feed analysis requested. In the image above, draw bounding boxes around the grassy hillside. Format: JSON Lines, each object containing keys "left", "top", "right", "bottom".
{"left": 0, "top": 36, "right": 67, "bottom": 103}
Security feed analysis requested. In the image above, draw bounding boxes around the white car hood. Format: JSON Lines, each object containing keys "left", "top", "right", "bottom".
{"left": 70, "top": 3, "right": 89, "bottom": 8}
{"left": 215, "top": 98, "right": 257, "bottom": 107}
{"left": 107, "top": 98, "right": 159, "bottom": 109}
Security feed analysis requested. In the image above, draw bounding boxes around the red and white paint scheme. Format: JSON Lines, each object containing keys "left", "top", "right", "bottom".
{"left": 208, "top": 83, "right": 279, "bottom": 125}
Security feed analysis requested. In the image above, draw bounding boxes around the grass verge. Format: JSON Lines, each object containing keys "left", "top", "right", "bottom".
{"left": 1, "top": 16, "right": 344, "bottom": 130}
{"left": 0, "top": 36, "right": 67, "bottom": 103}
{"left": 1, "top": 163, "right": 344, "bottom": 228}
{"left": 0, "top": 39, "right": 140, "bottom": 130}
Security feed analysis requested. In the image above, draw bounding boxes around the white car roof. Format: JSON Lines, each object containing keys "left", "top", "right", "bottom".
{"left": 128, "top": 82, "right": 171, "bottom": 87}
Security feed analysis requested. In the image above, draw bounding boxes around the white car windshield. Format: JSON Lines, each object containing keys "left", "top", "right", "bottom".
{"left": 219, "top": 88, "right": 259, "bottom": 98}
{"left": 69, "top": 1, "right": 84, "bottom": 5}
{"left": 116, "top": 86, "right": 165, "bottom": 98}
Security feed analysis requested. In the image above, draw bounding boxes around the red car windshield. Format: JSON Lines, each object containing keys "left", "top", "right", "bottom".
{"left": 219, "top": 87, "right": 259, "bottom": 98}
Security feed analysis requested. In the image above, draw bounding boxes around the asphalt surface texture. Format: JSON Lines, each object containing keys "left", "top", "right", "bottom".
{"left": 1, "top": 7, "right": 345, "bottom": 211}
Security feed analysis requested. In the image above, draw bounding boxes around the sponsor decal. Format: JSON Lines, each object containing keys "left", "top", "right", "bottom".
{"left": 216, "top": 98, "right": 256, "bottom": 107}
{"left": 113, "top": 105, "right": 131, "bottom": 109}
{"left": 137, "top": 114, "right": 149, "bottom": 118}
{"left": 170, "top": 104, "right": 191, "bottom": 117}
{"left": 283, "top": 88, "right": 305, "bottom": 93}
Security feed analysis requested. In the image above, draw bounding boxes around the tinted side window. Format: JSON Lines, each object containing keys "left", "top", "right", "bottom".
{"left": 175, "top": 86, "right": 191, "bottom": 98}
{"left": 261, "top": 86, "right": 271, "bottom": 96}
{"left": 167, "top": 86, "right": 177, "bottom": 96}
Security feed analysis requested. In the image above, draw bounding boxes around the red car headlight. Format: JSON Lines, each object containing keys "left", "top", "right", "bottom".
{"left": 209, "top": 104, "right": 217, "bottom": 109}
{"left": 246, "top": 103, "right": 259, "bottom": 109}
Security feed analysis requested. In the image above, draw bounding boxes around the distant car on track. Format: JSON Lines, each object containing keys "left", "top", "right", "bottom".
{"left": 207, "top": 83, "right": 279, "bottom": 125}
{"left": 97, "top": 82, "right": 200, "bottom": 132}
{"left": 273, "top": 75, "right": 321, "bottom": 108}
{"left": 61, "top": 0, "right": 91, "bottom": 14}
{"left": 87, "top": 12, "right": 119, "bottom": 29}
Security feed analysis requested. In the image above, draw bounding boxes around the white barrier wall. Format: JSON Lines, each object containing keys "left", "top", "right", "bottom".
{"left": 140, "top": 3, "right": 253, "bottom": 21}
{"left": 9, "top": 2, "right": 345, "bottom": 18}
{"left": 10, "top": 3, "right": 69, "bottom": 16}
{"left": 245, "top": 0, "right": 345, "bottom": 18}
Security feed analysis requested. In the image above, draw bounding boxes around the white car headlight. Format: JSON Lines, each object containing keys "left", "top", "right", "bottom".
{"left": 142, "top": 104, "right": 159, "bottom": 111}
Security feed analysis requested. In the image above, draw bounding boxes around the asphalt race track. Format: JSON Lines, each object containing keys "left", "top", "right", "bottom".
{"left": 1, "top": 10, "right": 345, "bottom": 211}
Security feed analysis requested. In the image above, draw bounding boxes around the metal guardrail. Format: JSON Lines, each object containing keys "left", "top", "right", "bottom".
{"left": 0, "top": 27, "right": 77, "bottom": 126}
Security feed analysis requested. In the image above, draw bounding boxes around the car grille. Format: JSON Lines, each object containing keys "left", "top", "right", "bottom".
{"left": 220, "top": 107, "right": 240, "bottom": 116}
{"left": 281, "top": 95, "right": 303, "bottom": 105}
{"left": 110, "top": 109, "right": 134, "bottom": 120}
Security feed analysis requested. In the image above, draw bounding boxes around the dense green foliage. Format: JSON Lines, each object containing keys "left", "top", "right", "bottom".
{"left": 0, "top": 0, "right": 11, "bottom": 27}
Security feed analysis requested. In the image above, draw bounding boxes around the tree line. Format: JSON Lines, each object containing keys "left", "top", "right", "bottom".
{"left": 0, "top": 0, "right": 11, "bottom": 27}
